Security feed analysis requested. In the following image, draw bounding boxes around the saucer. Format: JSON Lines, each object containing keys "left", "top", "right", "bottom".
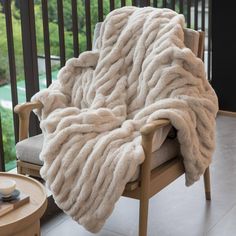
{"left": 0, "top": 189, "right": 20, "bottom": 202}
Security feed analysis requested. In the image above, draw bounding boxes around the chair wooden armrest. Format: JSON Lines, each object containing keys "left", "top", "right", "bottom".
{"left": 14, "top": 101, "right": 43, "bottom": 141}
{"left": 140, "top": 119, "right": 171, "bottom": 136}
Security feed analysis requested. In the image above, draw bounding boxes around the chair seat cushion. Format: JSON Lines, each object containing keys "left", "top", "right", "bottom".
{"left": 130, "top": 138, "right": 180, "bottom": 181}
{"left": 16, "top": 134, "right": 44, "bottom": 166}
{"left": 16, "top": 133, "right": 179, "bottom": 180}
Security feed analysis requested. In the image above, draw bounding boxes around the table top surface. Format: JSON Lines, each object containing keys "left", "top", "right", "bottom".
{"left": 0, "top": 172, "right": 47, "bottom": 229}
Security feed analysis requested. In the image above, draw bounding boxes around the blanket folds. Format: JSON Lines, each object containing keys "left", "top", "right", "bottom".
{"left": 32, "top": 6, "right": 218, "bottom": 232}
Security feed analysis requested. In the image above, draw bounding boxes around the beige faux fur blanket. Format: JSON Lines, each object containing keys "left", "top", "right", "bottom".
{"left": 32, "top": 6, "right": 218, "bottom": 233}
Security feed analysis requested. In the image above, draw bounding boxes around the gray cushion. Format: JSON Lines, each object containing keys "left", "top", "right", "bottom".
{"left": 92, "top": 22, "right": 103, "bottom": 50}
{"left": 16, "top": 134, "right": 44, "bottom": 165}
{"left": 131, "top": 138, "right": 180, "bottom": 181}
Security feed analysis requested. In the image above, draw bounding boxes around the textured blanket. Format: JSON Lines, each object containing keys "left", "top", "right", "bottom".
{"left": 32, "top": 6, "right": 218, "bottom": 233}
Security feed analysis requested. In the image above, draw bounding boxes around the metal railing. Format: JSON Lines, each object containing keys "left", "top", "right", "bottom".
{"left": 0, "top": 0, "right": 212, "bottom": 171}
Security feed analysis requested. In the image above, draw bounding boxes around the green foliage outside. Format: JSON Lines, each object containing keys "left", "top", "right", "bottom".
{"left": 0, "top": 3, "right": 24, "bottom": 84}
{"left": 0, "top": 0, "right": 177, "bottom": 84}
{"left": 0, "top": 105, "right": 15, "bottom": 171}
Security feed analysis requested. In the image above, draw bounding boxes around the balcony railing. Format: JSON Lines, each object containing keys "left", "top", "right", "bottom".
{"left": 0, "top": 0, "right": 212, "bottom": 171}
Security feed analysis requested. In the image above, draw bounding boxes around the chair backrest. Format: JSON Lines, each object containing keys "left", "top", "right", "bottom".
{"left": 92, "top": 22, "right": 204, "bottom": 59}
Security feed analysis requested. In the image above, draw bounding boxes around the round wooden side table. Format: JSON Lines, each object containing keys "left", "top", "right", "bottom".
{"left": 0, "top": 172, "right": 47, "bottom": 236}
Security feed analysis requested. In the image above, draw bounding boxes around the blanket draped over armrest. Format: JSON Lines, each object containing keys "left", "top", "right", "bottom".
{"left": 32, "top": 6, "right": 218, "bottom": 233}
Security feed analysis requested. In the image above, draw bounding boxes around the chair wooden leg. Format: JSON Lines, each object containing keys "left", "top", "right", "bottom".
{"left": 203, "top": 166, "right": 211, "bottom": 200}
{"left": 139, "top": 197, "right": 149, "bottom": 236}
{"left": 139, "top": 129, "right": 153, "bottom": 236}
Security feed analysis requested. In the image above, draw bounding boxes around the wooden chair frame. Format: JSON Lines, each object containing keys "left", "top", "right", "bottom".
{"left": 14, "top": 31, "right": 211, "bottom": 236}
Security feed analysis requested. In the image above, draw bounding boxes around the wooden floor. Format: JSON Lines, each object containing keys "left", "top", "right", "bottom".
{"left": 41, "top": 115, "right": 236, "bottom": 236}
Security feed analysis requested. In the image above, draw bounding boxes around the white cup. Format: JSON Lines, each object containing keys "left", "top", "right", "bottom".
{"left": 0, "top": 179, "right": 16, "bottom": 197}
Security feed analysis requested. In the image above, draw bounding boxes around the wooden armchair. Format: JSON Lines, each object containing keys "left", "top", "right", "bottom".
{"left": 14, "top": 29, "right": 211, "bottom": 236}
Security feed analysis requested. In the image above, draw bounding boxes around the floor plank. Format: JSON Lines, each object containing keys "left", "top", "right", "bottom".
{"left": 207, "top": 205, "right": 236, "bottom": 236}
